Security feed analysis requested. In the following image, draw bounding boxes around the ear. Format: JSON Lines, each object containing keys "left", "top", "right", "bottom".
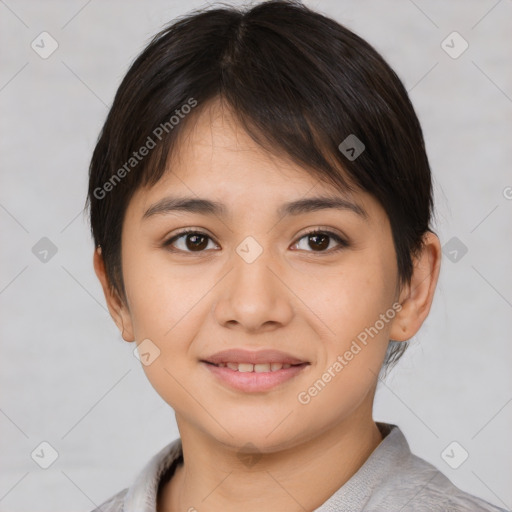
{"left": 93, "top": 246, "right": 135, "bottom": 342}
{"left": 389, "top": 231, "right": 442, "bottom": 342}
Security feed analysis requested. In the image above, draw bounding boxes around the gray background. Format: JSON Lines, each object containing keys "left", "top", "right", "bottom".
{"left": 0, "top": 0, "right": 511, "bottom": 510}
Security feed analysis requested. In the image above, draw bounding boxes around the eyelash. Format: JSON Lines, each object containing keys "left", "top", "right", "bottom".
{"left": 162, "top": 228, "right": 349, "bottom": 255}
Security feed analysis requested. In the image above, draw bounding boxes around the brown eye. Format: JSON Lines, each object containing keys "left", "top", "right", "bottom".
{"left": 308, "top": 233, "right": 330, "bottom": 251}
{"left": 293, "top": 230, "right": 348, "bottom": 253}
{"left": 164, "top": 229, "right": 348, "bottom": 255}
{"left": 183, "top": 233, "right": 209, "bottom": 251}
{"left": 164, "top": 230, "right": 217, "bottom": 253}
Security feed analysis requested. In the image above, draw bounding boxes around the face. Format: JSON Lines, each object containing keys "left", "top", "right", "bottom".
{"left": 102, "top": 100, "right": 412, "bottom": 452}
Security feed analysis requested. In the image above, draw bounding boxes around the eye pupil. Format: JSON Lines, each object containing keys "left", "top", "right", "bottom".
{"left": 309, "top": 233, "right": 329, "bottom": 251}
{"left": 186, "top": 233, "right": 208, "bottom": 251}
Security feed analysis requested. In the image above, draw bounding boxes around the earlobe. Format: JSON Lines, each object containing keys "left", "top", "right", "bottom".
{"left": 93, "top": 247, "right": 135, "bottom": 342}
{"left": 389, "top": 231, "right": 442, "bottom": 342}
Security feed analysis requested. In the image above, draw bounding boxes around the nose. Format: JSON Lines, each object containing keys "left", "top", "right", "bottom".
{"left": 212, "top": 241, "right": 295, "bottom": 333}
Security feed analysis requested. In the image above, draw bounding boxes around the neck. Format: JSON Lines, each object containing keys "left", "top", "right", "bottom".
{"left": 158, "top": 410, "right": 384, "bottom": 512}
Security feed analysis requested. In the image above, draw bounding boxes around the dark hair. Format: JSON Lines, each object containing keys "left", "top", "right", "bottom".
{"left": 86, "top": 0, "right": 436, "bottom": 372}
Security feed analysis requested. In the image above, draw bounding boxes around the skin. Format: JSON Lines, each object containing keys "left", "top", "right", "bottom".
{"left": 94, "top": 98, "right": 441, "bottom": 512}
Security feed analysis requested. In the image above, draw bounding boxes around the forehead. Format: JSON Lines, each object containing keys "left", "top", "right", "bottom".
{"left": 129, "top": 99, "right": 382, "bottom": 224}
{"left": 171, "top": 99, "right": 323, "bottom": 186}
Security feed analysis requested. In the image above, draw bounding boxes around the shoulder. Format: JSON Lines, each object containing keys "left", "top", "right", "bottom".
{"left": 368, "top": 441, "right": 507, "bottom": 512}
{"left": 88, "top": 438, "right": 183, "bottom": 512}
{"left": 90, "top": 487, "right": 128, "bottom": 512}
{"left": 332, "top": 423, "right": 509, "bottom": 512}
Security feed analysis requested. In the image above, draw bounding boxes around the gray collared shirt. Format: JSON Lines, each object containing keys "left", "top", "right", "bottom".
{"left": 91, "top": 422, "right": 508, "bottom": 512}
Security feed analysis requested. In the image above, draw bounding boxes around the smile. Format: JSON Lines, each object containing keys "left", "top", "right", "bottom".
{"left": 201, "top": 360, "right": 310, "bottom": 392}
{"left": 208, "top": 362, "right": 295, "bottom": 372}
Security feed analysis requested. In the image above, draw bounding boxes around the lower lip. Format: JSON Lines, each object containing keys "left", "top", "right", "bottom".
{"left": 202, "top": 362, "right": 309, "bottom": 392}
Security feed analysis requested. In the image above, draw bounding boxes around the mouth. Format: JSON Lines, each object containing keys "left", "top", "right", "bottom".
{"left": 200, "top": 348, "right": 310, "bottom": 392}
{"left": 202, "top": 348, "right": 308, "bottom": 366}
{"left": 202, "top": 361, "right": 307, "bottom": 372}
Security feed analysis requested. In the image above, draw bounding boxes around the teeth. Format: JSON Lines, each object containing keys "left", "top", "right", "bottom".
{"left": 254, "top": 363, "right": 270, "bottom": 373}
{"left": 216, "top": 362, "right": 297, "bottom": 372}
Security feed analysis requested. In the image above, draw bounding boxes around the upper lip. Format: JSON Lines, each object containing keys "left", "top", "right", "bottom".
{"left": 202, "top": 349, "right": 308, "bottom": 365}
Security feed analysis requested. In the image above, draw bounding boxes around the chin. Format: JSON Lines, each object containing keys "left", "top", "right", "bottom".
{"left": 209, "top": 419, "right": 310, "bottom": 454}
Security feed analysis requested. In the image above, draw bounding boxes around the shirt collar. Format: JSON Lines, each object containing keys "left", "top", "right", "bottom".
{"left": 122, "top": 422, "right": 407, "bottom": 512}
{"left": 313, "top": 422, "right": 409, "bottom": 510}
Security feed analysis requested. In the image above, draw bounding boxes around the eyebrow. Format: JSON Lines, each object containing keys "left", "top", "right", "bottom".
{"left": 142, "top": 195, "right": 368, "bottom": 221}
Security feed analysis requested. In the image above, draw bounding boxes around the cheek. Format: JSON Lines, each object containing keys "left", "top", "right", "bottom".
{"left": 294, "top": 251, "right": 397, "bottom": 405}
{"left": 122, "top": 243, "right": 196, "bottom": 339}
{"left": 122, "top": 248, "right": 217, "bottom": 399}
{"left": 123, "top": 260, "right": 206, "bottom": 409}
{"left": 291, "top": 251, "right": 397, "bottom": 346}
{"left": 292, "top": 261, "right": 395, "bottom": 427}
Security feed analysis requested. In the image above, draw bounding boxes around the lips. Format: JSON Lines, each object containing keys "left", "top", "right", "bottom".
{"left": 201, "top": 349, "right": 310, "bottom": 392}
{"left": 216, "top": 362, "right": 293, "bottom": 373}
{"left": 201, "top": 348, "right": 307, "bottom": 367}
